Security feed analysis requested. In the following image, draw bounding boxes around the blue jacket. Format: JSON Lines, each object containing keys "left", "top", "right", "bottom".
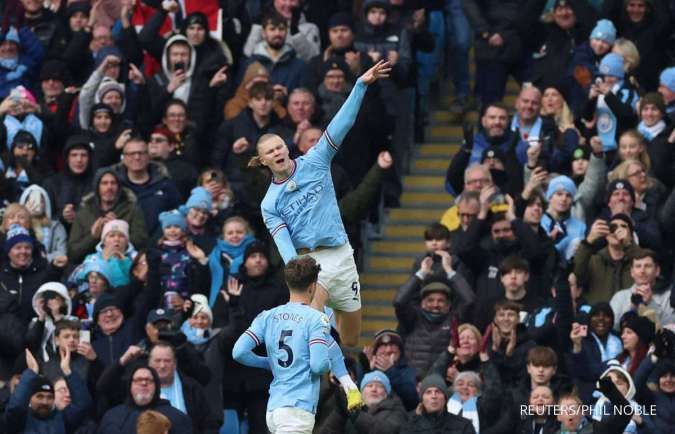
{"left": 540, "top": 212, "right": 586, "bottom": 264}
{"left": 0, "top": 27, "right": 44, "bottom": 98}
{"left": 468, "top": 130, "right": 513, "bottom": 166}
{"left": 382, "top": 360, "right": 419, "bottom": 411}
{"left": 5, "top": 369, "right": 91, "bottom": 434}
{"left": 113, "top": 162, "right": 181, "bottom": 236}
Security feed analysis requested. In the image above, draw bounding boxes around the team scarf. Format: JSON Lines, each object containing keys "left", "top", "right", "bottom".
{"left": 4, "top": 114, "right": 43, "bottom": 150}
{"left": 181, "top": 321, "right": 210, "bottom": 345}
{"left": 511, "top": 115, "right": 543, "bottom": 165}
{"left": 637, "top": 120, "right": 666, "bottom": 141}
{"left": 160, "top": 369, "right": 187, "bottom": 414}
{"left": 591, "top": 332, "right": 623, "bottom": 362}
{"left": 447, "top": 393, "right": 480, "bottom": 433}
{"left": 207, "top": 234, "right": 255, "bottom": 307}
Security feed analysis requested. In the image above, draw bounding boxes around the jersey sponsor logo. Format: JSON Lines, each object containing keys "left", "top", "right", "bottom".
{"left": 280, "top": 184, "right": 324, "bottom": 219}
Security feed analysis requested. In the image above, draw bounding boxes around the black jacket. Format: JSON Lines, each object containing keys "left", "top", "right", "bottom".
{"left": 402, "top": 410, "right": 476, "bottom": 434}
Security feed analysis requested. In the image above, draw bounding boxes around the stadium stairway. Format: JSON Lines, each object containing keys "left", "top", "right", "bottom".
{"left": 358, "top": 82, "right": 521, "bottom": 348}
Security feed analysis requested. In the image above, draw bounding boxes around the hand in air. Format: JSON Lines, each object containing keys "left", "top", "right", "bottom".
{"left": 360, "top": 60, "right": 392, "bottom": 85}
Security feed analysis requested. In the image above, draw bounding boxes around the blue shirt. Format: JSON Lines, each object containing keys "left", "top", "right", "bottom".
{"left": 262, "top": 80, "right": 368, "bottom": 263}
{"left": 237, "top": 302, "right": 331, "bottom": 414}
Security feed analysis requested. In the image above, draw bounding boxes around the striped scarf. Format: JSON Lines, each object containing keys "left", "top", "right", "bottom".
{"left": 447, "top": 393, "right": 480, "bottom": 433}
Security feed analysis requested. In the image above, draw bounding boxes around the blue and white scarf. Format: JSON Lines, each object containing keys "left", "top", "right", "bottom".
{"left": 160, "top": 370, "right": 187, "bottom": 414}
{"left": 596, "top": 82, "right": 638, "bottom": 151}
{"left": 447, "top": 393, "right": 479, "bottom": 433}
{"left": 637, "top": 120, "right": 666, "bottom": 141}
{"left": 181, "top": 321, "right": 210, "bottom": 345}
{"left": 591, "top": 332, "right": 623, "bottom": 362}
{"left": 207, "top": 234, "right": 255, "bottom": 307}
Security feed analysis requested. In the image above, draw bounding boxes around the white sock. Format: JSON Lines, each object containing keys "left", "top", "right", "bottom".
{"left": 339, "top": 374, "right": 358, "bottom": 393}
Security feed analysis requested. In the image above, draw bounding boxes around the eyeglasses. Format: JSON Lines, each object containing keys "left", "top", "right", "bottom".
{"left": 465, "top": 178, "right": 489, "bottom": 186}
{"left": 165, "top": 113, "right": 186, "bottom": 119}
{"left": 459, "top": 212, "right": 478, "bottom": 219}
{"left": 132, "top": 377, "right": 153, "bottom": 384}
{"left": 123, "top": 151, "right": 148, "bottom": 158}
{"left": 627, "top": 168, "right": 646, "bottom": 178}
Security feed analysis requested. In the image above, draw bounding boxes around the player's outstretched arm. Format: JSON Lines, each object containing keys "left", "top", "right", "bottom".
{"left": 233, "top": 332, "right": 270, "bottom": 370}
{"left": 325, "top": 60, "right": 392, "bottom": 147}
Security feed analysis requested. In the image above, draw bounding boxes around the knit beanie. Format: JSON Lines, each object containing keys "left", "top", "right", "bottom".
{"left": 81, "top": 258, "right": 112, "bottom": 285}
{"left": 608, "top": 213, "right": 634, "bottom": 235}
{"left": 30, "top": 375, "right": 55, "bottom": 397}
{"left": 40, "top": 59, "right": 71, "bottom": 84}
{"left": 621, "top": 314, "right": 655, "bottom": 346}
{"left": 660, "top": 67, "right": 675, "bottom": 93}
{"left": 64, "top": 134, "right": 94, "bottom": 156}
{"left": 328, "top": 12, "right": 354, "bottom": 30}
{"left": 93, "top": 292, "right": 122, "bottom": 321}
{"left": 4, "top": 224, "right": 33, "bottom": 253}
{"left": 101, "top": 219, "right": 129, "bottom": 241}
{"left": 190, "top": 294, "right": 213, "bottom": 324}
{"left": 590, "top": 19, "right": 616, "bottom": 44}
{"left": 545, "top": 175, "right": 577, "bottom": 201}
{"left": 179, "top": 187, "right": 213, "bottom": 215}
{"left": 360, "top": 370, "right": 392, "bottom": 395}
{"left": 599, "top": 53, "right": 625, "bottom": 79}
{"left": 159, "top": 210, "right": 186, "bottom": 231}
{"left": 606, "top": 179, "right": 635, "bottom": 203}
{"left": 639, "top": 92, "right": 666, "bottom": 115}
{"left": 244, "top": 241, "right": 269, "bottom": 262}
{"left": 419, "top": 374, "right": 448, "bottom": 399}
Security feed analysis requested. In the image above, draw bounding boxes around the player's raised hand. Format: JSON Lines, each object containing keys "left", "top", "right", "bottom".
{"left": 360, "top": 60, "right": 392, "bottom": 85}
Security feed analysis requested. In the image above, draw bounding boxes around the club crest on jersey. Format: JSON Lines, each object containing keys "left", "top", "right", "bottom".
{"left": 287, "top": 180, "right": 298, "bottom": 192}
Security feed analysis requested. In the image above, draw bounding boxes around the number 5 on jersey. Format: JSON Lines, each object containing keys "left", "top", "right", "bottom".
{"left": 278, "top": 329, "right": 294, "bottom": 368}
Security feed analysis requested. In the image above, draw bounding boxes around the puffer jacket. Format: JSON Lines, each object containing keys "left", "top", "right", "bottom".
{"left": 394, "top": 273, "right": 474, "bottom": 374}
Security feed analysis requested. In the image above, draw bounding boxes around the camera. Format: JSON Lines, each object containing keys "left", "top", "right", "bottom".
{"left": 630, "top": 293, "right": 644, "bottom": 306}
{"left": 426, "top": 252, "right": 442, "bottom": 264}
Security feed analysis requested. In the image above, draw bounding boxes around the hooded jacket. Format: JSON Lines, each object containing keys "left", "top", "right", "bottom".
{"left": 19, "top": 185, "right": 67, "bottom": 262}
{"left": 148, "top": 34, "right": 216, "bottom": 157}
{"left": 98, "top": 365, "right": 193, "bottom": 434}
{"left": 573, "top": 242, "right": 639, "bottom": 304}
{"left": 111, "top": 161, "right": 181, "bottom": 236}
{"left": 42, "top": 141, "right": 95, "bottom": 225}
{"left": 78, "top": 70, "right": 127, "bottom": 130}
{"left": 67, "top": 168, "right": 148, "bottom": 264}
{"left": 26, "top": 282, "right": 72, "bottom": 362}
{"left": 5, "top": 369, "right": 91, "bottom": 434}
{"left": 0, "top": 27, "right": 45, "bottom": 99}
{"left": 243, "top": 41, "right": 306, "bottom": 92}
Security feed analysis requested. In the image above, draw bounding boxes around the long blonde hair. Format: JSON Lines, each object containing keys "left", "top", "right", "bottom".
{"left": 618, "top": 130, "right": 651, "bottom": 170}
{"left": 613, "top": 38, "right": 640, "bottom": 72}
{"left": 608, "top": 159, "right": 656, "bottom": 191}
{"left": 1, "top": 203, "right": 32, "bottom": 233}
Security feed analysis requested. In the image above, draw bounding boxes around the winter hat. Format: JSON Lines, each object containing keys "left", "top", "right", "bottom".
{"left": 419, "top": 374, "right": 448, "bottom": 399}
{"left": 545, "top": 175, "right": 577, "bottom": 201}
{"left": 81, "top": 258, "right": 112, "bottom": 284}
{"left": 609, "top": 213, "right": 634, "bottom": 234}
{"left": 180, "top": 187, "right": 213, "bottom": 215}
{"left": 363, "top": 0, "right": 391, "bottom": 13}
{"left": 599, "top": 53, "right": 625, "bottom": 79}
{"left": 64, "top": 134, "right": 94, "bottom": 156}
{"left": 39, "top": 59, "right": 71, "bottom": 84}
{"left": 94, "top": 45, "right": 124, "bottom": 69}
{"left": 244, "top": 241, "right": 269, "bottom": 262}
{"left": 590, "top": 19, "right": 616, "bottom": 44}
{"left": 30, "top": 376, "right": 55, "bottom": 397}
{"left": 606, "top": 179, "right": 635, "bottom": 202}
{"left": 660, "top": 67, "right": 675, "bottom": 93}
{"left": 93, "top": 292, "right": 122, "bottom": 321}
{"left": 190, "top": 294, "right": 213, "bottom": 324}
{"left": 372, "top": 329, "right": 403, "bottom": 354}
{"left": 572, "top": 147, "right": 590, "bottom": 161}
{"left": 11, "top": 130, "right": 38, "bottom": 150}
{"left": 4, "top": 224, "right": 33, "bottom": 253}
{"left": 653, "top": 359, "right": 675, "bottom": 381}
{"left": 360, "top": 370, "right": 391, "bottom": 395}
{"left": 621, "top": 313, "right": 655, "bottom": 345}
{"left": 159, "top": 210, "right": 186, "bottom": 231}
{"left": 101, "top": 219, "right": 129, "bottom": 241}
{"left": 599, "top": 360, "right": 636, "bottom": 400}
{"left": 320, "top": 58, "right": 351, "bottom": 80}
{"left": 91, "top": 103, "right": 114, "bottom": 117}
{"left": 328, "top": 12, "right": 354, "bottom": 30}
{"left": 66, "top": 1, "right": 91, "bottom": 18}
{"left": 3, "top": 27, "right": 19, "bottom": 45}
{"left": 184, "top": 12, "right": 209, "bottom": 30}
{"left": 95, "top": 78, "right": 125, "bottom": 106}
{"left": 639, "top": 92, "right": 666, "bottom": 115}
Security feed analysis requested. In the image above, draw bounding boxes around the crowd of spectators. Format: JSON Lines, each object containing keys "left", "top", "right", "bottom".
{"left": 0, "top": 0, "right": 674, "bottom": 433}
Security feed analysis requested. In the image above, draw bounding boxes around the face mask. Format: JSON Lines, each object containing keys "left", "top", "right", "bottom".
{"left": 0, "top": 57, "right": 18, "bottom": 70}
{"left": 421, "top": 309, "right": 448, "bottom": 324}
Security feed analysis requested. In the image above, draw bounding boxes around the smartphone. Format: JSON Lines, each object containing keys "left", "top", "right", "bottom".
{"left": 80, "top": 330, "right": 91, "bottom": 344}
{"left": 174, "top": 62, "right": 185, "bottom": 72}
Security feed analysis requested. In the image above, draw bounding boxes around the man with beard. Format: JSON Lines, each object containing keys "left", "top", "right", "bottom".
{"left": 303, "top": 12, "right": 372, "bottom": 92}
{"left": 6, "top": 348, "right": 90, "bottom": 433}
{"left": 242, "top": 11, "right": 306, "bottom": 94}
{"left": 99, "top": 365, "right": 192, "bottom": 434}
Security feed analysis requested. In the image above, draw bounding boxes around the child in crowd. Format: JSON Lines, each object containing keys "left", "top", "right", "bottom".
{"left": 19, "top": 185, "right": 67, "bottom": 262}
{"left": 156, "top": 210, "right": 209, "bottom": 310}
{"left": 207, "top": 216, "right": 256, "bottom": 307}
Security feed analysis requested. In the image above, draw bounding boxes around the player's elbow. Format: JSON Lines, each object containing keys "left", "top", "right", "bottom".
{"left": 232, "top": 338, "right": 247, "bottom": 363}
{"left": 310, "top": 356, "right": 330, "bottom": 375}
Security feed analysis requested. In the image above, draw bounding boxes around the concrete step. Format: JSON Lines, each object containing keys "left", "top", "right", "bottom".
{"left": 388, "top": 208, "right": 444, "bottom": 223}
{"left": 417, "top": 144, "right": 460, "bottom": 157}
{"left": 368, "top": 256, "right": 415, "bottom": 272}
{"left": 402, "top": 175, "right": 446, "bottom": 191}
{"left": 361, "top": 273, "right": 409, "bottom": 287}
{"left": 362, "top": 288, "right": 398, "bottom": 302}
{"left": 400, "top": 192, "right": 452, "bottom": 207}
{"left": 383, "top": 224, "right": 427, "bottom": 239}
{"left": 372, "top": 240, "right": 425, "bottom": 255}
{"left": 413, "top": 159, "right": 450, "bottom": 172}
